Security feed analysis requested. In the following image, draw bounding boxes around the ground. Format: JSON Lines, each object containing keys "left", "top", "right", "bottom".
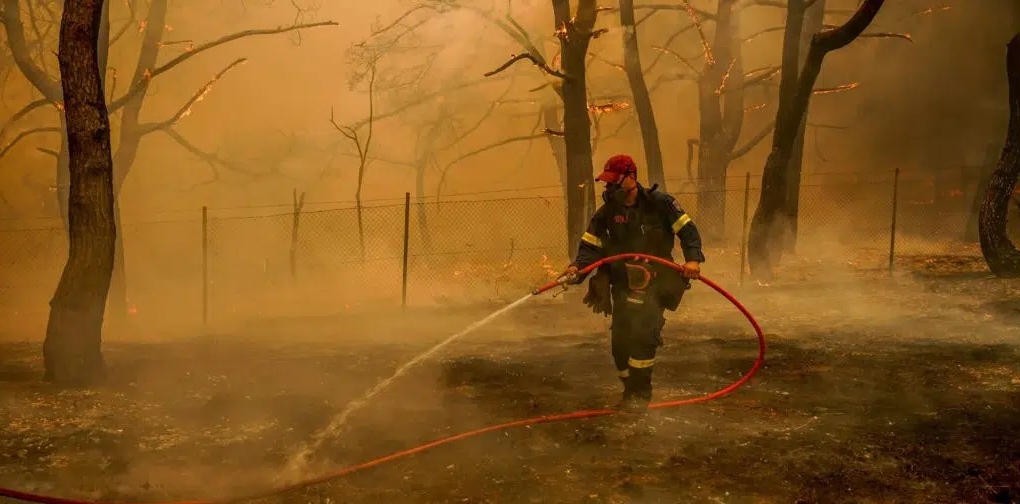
{"left": 3, "top": 254, "right": 1020, "bottom": 504}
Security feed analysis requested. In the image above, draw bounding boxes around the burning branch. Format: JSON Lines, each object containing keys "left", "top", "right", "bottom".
{"left": 650, "top": 45, "right": 702, "bottom": 78}
{"left": 813, "top": 82, "right": 860, "bottom": 95}
{"left": 108, "top": 20, "right": 338, "bottom": 112}
{"left": 587, "top": 100, "right": 631, "bottom": 114}
{"left": 139, "top": 58, "right": 248, "bottom": 134}
{"left": 484, "top": 53, "right": 570, "bottom": 80}
{"left": 681, "top": 0, "right": 715, "bottom": 65}
{"left": 859, "top": 31, "right": 912, "bottom": 42}
{"left": 644, "top": 23, "right": 699, "bottom": 75}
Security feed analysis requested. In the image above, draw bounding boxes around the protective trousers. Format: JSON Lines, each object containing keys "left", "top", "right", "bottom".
{"left": 609, "top": 281, "right": 666, "bottom": 403}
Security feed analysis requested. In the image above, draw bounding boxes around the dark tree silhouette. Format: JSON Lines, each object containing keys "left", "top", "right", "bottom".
{"left": 43, "top": 0, "right": 117, "bottom": 385}
{"left": 619, "top": 0, "right": 665, "bottom": 190}
{"left": 747, "top": 0, "right": 886, "bottom": 281}
{"left": 979, "top": 34, "right": 1020, "bottom": 277}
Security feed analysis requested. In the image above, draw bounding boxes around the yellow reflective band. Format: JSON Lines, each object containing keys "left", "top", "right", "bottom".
{"left": 672, "top": 213, "right": 692, "bottom": 233}
{"left": 626, "top": 297, "right": 645, "bottom": 304}
{"left": 581, "top": 232, "right": 603, "bottom": 248}
{"left": 618, "top": 369, "right": 630, "bottom": 378}
{"left": 628, "top": 357, "right": 655, "bottom": 369}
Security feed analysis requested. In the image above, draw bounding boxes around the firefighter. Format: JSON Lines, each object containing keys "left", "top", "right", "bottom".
{"left": 561, "top": 154, "right": 705, "bottom": 412}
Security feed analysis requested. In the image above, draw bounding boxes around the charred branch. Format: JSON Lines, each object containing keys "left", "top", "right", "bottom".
{"left": 437, "top": 131, "right": 556, "bottom": 196}
{"left": 485, "top": 53, "right": 570, "bottom": 79}
{"left": 139, "top": 58, "right": 248, "bottom": 134}
{"left": 730, "top": 122, "right": 775, "bottom": 160}
{"left": 108, "top": 21, "right": 338, "bottom": 112}
{"left": 0, "top": 126, "right": 62, "bottom": 160}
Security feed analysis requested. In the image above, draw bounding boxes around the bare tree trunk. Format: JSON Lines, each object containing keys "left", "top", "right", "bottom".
{"left": 542, "top": 101, "right": 571, "bottom": 236}
{"left": 44, "top": 0, "right": 117, "bottom": 385}
{"left": 414, "top": 119, "right": 443, "bottom": 254}
{"left": 553, "top": 0, "right": 598, "bottom": 256}
{"left": 979, "top": 34, "right": 1020, "bottom": 277}
{"left": 57, "top": 127, "right": 70, "bottom": 230}
{"left": 695, "top": 0, "right": 742, "bottom": 240}
{"left": 783, "top": 0, "right": 826, "bottom": 254}
{"left": 966, "top": 143, "right": 1001, "bottom": 242}
{"left": 747, "top": 0, "right": 885, "bottom": 280}
{"left": 619, "top": 0, "right": 665, "bottom": 190}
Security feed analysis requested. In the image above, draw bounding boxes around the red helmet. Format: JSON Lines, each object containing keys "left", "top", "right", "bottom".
{"left": 596, "top": 154, "right": 637, "bottom": 184}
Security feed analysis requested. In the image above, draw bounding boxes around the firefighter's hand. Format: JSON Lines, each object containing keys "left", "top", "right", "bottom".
{"left": 682, "top": 260, "right": 701, "bottom": 280}
{"left": 561, "top": 265, "right": 581, "bottom": 285}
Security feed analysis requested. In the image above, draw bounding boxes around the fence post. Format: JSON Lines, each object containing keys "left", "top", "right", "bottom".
{"left": 888, "top": 167, "right": 900, "bottom": 275}
{"left": 402, "top": 192, "right": 411, "bottom": 310}
{"left": 739, "top": 172, "right": 750, "bottom": 287}
{"left": 202, "top": 205, "right": 208, "bottom": 328}
{"left": 290, "top": 189, "right": 306, "bottom": 280}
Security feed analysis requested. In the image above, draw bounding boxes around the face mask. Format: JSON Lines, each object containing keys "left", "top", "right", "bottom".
{"left": 605, "top": 181, "right": 629, "bottom": 205}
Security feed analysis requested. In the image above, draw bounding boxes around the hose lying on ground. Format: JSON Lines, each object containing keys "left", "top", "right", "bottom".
{"left": 0, "top": 252, "right": 765, "bottom": 504}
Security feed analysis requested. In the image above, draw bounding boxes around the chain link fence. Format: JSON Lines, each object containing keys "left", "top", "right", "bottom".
{"left": 0, "top": 167, "right": 1000, "bottom": 335}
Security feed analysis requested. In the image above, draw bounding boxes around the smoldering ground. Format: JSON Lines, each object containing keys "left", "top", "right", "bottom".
{"left": 1, "top": 0, "right": 1019, "bottom": 502}
{"left": 3, "top": 245, "right": 1020, "bottom": 503}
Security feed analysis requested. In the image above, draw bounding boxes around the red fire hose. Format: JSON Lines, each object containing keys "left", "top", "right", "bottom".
{"left": 0, "top": 253, "right": 765, "bottom": 504}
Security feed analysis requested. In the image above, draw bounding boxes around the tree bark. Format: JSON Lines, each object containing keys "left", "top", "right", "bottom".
{"left": 542, "top": 100, "right": 571, "bottom": 233}
{"left": 695, "top": 0, "right": 742, "bottom": 240}
{"left": 619, "top": 0, "right": 665, "bottom": 190}
{"left": 966, "top": 142, "right": 1001, "bottom": 242}
{"left": 44, "top": 0, "right": 118, "bottom": 385}
{"left": 553, "top": 0, "right": 598, "bottom": 256}
{"left": 783, "top": 0, "right": 826, "bottom": 254}
{"left": 979, "top": 34, "right": 1020, "bottom": 277}
{"left": 414, "top": 118, "right": 444, "bottom": 254}
{"left": 747, "top": 0, "right": 885, "bottom": 280}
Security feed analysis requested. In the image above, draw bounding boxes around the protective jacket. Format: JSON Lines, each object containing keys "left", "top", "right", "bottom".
{"left": 570, "top": 183, "right": 705, "bottom": 312}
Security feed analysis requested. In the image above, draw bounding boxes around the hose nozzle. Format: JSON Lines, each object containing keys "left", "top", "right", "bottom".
{"left": 532, "top": 271, "right": 576, "bottom": 296}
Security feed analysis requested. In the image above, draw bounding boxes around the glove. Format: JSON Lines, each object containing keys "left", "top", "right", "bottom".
{"left": 583, "top": 266, "right": 612, "bottom": 316}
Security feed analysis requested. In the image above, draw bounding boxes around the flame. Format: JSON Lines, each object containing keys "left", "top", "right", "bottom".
{"left": 588, "top": 101, "right": 630, "bottom": 115}
{"left": 127, "top": 305, "right": 137, "bottom": 315}
{"left": 138, "top": 20, "right": 147, "bottom": 33}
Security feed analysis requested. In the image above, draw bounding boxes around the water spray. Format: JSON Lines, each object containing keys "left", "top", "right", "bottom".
{"left": 0, "top": 253, "right": 766, "bottom": 504}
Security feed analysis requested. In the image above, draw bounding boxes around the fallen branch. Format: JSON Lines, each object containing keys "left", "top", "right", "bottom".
{"left": 484, "top": 53, "right": 570, "bottom": 80}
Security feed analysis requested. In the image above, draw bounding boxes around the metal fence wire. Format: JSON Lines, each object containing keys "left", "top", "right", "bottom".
{"left": 0, "top": 169, "right": 1003, "bottom": 334}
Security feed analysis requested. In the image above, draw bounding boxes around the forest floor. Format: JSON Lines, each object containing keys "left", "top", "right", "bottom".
{"left": 3, "top": 252, "right": 1020, "bottom": 504}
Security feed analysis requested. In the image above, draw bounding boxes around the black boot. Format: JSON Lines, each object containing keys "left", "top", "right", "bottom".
{"left": 615, "top": 371, "right": 650, "bottom": 413}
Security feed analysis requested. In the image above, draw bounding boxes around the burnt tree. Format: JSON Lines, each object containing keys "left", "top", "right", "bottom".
{"left": 44, "top": 0, "right": 117, "bottom": 384}
{"left": 485, "top": 0, "right": 601, "bottom": 255}
{"left": 979, "top": 34, "right": 1020, "bottom": 277}
{"left": 619, "top": 0, "right": 665, "bottom": 190}
{"left": 554, "top": 0, "right": 599, "bottom": 256}
{"left": 783, "top": 0, "right": 826, "bottom": 253}
{"left": 656, "top": 2, "right": 774, "bottom": 241}
{"left": 747, "top": 0, "right": 885, "bottom": 281}
{"left": 1, "top": 0, "right": 334, "bottom": 330}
